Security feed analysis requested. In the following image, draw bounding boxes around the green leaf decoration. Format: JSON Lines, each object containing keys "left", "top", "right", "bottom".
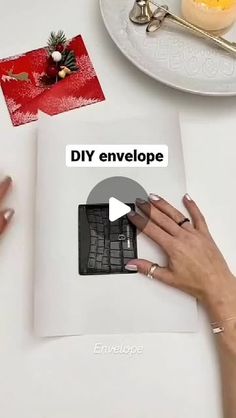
{"left": 61, "top": 50, "right": 78, "bottom": 72}
{"left": 47, "top": 30, "right": 67, "bottom": 52}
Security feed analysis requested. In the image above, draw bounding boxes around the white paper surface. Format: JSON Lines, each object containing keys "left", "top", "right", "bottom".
{"left": 180, "top": 109, "right": 236, "bottom": 275}
{"left": 34, "top": 110, "right": 197, "bottom": 337}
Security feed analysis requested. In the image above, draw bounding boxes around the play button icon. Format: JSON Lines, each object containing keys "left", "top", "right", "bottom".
{"left": 109, "top": 197, "right": 131, "bottom": 222}
{"left": 86, "top": 176, "right": 150, "bottom": 234}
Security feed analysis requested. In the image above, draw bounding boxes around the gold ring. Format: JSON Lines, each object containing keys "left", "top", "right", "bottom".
{"left": 147, "top": 263, "right": 159, "bottom": 279}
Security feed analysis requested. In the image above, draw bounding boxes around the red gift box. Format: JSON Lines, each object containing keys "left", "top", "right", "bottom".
{"left": 0, "top": 35, "right": 105, "bottom": 126}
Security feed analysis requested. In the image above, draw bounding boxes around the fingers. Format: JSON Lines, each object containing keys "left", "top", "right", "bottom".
{"left": 148, "top": 193, "right": 194, "bottom": 232}
{"left": 128, "top": 211, "right": 173, "bottom": 254}
{"left": 0, "top": 176, "right": 12, "bottom": 202}
{"left": 183, "top": 194, "right": 209, "bottom": 233}
{"left": 125, "top": 258, "right": 174, "bottom": 286}
{"left": 136, "top": 198, "right": 180, "bottom": 236}
{"left": 0, "top": 209, "right": 15, "bottom": 235}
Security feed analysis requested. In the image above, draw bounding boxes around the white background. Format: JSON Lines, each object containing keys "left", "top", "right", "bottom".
{"left": 1, "top": 0, "right": 236, "bottom": 417}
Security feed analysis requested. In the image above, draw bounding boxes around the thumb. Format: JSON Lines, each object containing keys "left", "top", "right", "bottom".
{"left": 125, "top": 258, "right": 174, "bottom": 286}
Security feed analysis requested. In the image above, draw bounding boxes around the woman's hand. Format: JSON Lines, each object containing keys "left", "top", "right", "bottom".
{"left": 0, "top": 176, "right": 14, "bottom": 235}
{"left": 126, "top": 193, "right": 236, "bottom": 320}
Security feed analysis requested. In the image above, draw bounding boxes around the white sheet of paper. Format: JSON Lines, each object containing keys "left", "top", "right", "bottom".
{"left": 180, "top": 109, "right": 236, "bottom": 275}
{"left": 34, "top": 109, "right": 197, "bottom": 337}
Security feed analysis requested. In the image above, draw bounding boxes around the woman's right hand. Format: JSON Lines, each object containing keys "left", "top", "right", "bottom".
{"left": 126, "top": 194, "right": 236, "bottom": 322}
{"left": 0, "top": 176, "right": 14, "bottom": 235}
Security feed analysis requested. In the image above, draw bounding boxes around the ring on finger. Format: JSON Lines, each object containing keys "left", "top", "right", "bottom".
{"left": 178, "top": 218, "right": 190, "bottom": 227}
{"left": 147, "top": 263, "right": 159, "bottom": 279}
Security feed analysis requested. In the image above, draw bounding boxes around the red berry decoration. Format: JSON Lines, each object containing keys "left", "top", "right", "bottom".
{"left": 48, "top": 56, "right": 54, "bottom": 65}
{"left": 46, "top": 65, "right": 58, "bottom": 78}
{"left": 56, "top": 44, "right": 64, "bottom": 53}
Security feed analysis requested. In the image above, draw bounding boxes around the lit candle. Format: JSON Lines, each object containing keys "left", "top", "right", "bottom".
{"left": 182, "top": 0, "right": 236, "bottom": 33}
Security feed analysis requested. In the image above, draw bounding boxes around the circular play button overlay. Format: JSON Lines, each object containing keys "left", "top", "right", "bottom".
{"left": 86, "top": 176, "right": 148, "bottom": 207}
{"left": 85, "top": 176, "right": 150, "bottom": 236}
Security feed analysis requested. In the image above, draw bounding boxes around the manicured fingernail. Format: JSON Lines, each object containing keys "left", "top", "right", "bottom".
{"left": 2, "top": 176, "right": 12, "bottom": 184}
{"left": 149, "top": 193, "right": 161, "bottom": 201}
{"left": 136, "top": 198, "right": 146, "bottom": 204}
{"left": 128, "top": 211, "right": 136, "bottom": 217}
{"left": 125, "top": 264, "right": 138, "bottom": 272}
{"left": 3, "top": 209, "right": 14, "bottom": 222}
{"left": 185, "top": 194, "right": 192, "bottom": 201}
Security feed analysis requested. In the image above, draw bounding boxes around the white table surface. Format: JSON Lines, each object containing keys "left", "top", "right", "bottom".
{"left": 1, "top": 0, "right": 236, "bottom": 417}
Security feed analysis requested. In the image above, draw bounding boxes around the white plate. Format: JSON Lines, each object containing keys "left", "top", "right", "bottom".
{"left": 100, "top": 0, "right": 236, "bottom": 95}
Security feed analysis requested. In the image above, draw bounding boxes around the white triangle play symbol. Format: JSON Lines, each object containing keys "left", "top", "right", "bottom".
{"left": 109, "top": 197, "right": 131, "bottom": 222}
